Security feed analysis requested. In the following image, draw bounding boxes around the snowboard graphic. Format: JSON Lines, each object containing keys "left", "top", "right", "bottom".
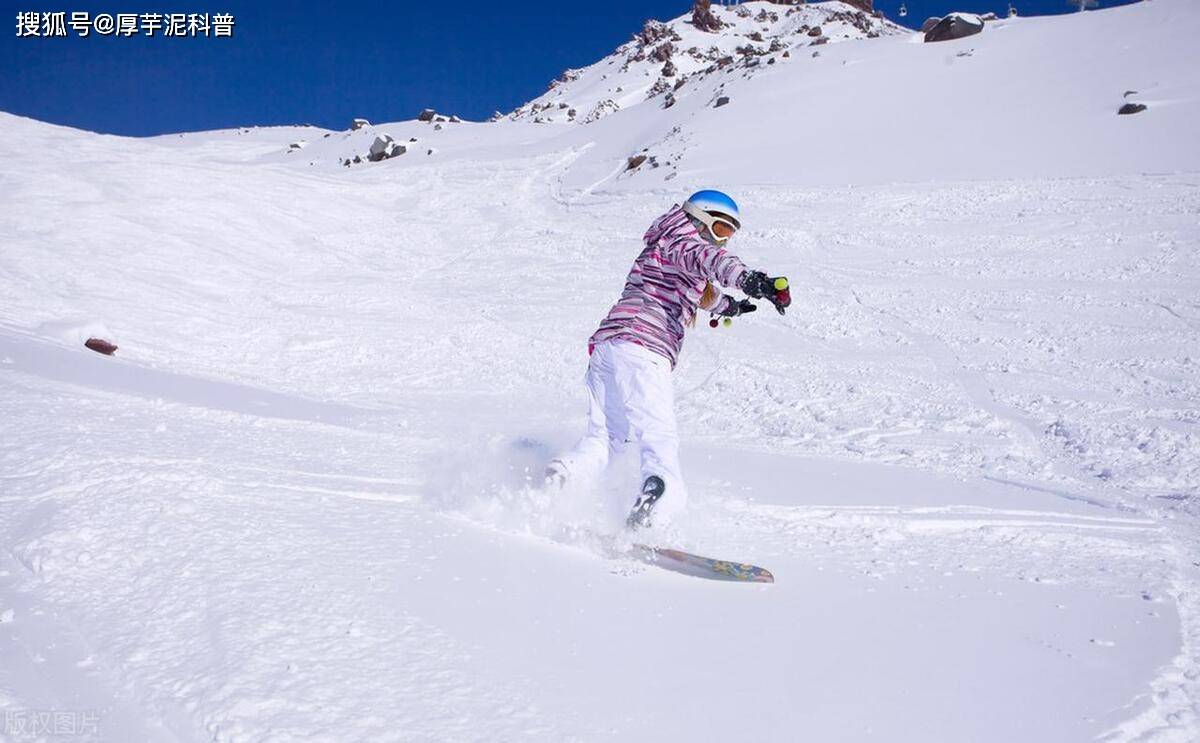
{"left": 555, "top": 524, "right": 774, "bottom": 583}
{"left": 630, "top": 543, "right": 775, "bottom": 583}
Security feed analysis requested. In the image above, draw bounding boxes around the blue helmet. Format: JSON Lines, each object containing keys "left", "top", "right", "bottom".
{"left": 682, "top": 190, "right": 741, "bottom": 242}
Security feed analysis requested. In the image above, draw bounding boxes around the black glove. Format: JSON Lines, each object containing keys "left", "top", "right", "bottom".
{"left": 717, "top": 298, "right": 757, "bottom": 317}
{"left": 741, "top": 270, "right": 791, "bottom": 315}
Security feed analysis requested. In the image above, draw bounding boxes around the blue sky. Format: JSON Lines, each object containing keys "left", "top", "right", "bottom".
{"left": 2, "top": 0, "right": 1140, "bottom": 136}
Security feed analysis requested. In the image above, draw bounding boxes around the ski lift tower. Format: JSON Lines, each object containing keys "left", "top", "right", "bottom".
{"left": 899, "top": 2, "right": 908, "bottom": 18}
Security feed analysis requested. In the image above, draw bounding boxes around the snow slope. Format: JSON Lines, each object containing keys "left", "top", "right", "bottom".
{"left": 282, "top": 0, "right": 1200, "bottom": 186}
{"left": 2, "top": 1, "right": 1199, "bottom": 741}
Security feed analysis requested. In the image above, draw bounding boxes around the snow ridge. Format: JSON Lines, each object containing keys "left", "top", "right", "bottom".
{"left": 506, "top": 0, "right": 903, "bottom": 124}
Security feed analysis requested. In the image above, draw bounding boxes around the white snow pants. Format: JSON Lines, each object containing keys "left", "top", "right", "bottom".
{"left": 558, "top": 340, "right": 687, "bottom": 523}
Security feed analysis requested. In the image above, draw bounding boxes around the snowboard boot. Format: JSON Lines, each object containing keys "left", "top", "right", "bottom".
{"left": 543, "top": 459, "right": 568, "bottom": 490}
{"left": 626, "top": 475, "right": 665, "bottom": 529}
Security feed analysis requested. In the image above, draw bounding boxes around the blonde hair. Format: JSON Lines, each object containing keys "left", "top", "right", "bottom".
{"left": 688, "top": 282, "right": 721, "bottom": 327}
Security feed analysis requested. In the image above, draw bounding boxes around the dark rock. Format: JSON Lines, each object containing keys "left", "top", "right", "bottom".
{"left": 350, "top": 118, "right": 370, "bottom": 130}
{"left": 85, "top": 338, "right": 117, "bottom": 356}
{"left": 715, "top": 95, "right": 730, "bottom": 107}
{"left": 650, "top": 42, "right": 674, "bottom": 63}
{"left": 808, "top": 26, "right": 822, "bottom": 37}
{"left": 1118, "top": 102, "right": 1147, "bottom": 115}
{"left": 638, "top": 19, "right": 678, "bottom": 45}
{"left": 920, "top": 17, "right": 941, "bottom": 33}
{"left": 645, "top": 78, "right": 672, "bottom": 99}
{"left": 368, "top": 134, "right": 406, "bottom": 162}
{"left": 627, "top": 154, "right": 648, "bottom": 170}
{"left": 417, "top": 108, "right": 436, "bottom": 122}
{"left": 662, "top": 59, "right": 678, "bottom": 77}
{"left": 691, "top": 0, "right": 723, "bottom": 33}
{"left": 924, "top": 13, "right": 984, "bottom": 43}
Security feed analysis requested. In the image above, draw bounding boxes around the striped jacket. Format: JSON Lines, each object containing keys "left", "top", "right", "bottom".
{"left": 589, "top": 205, "right": 748, "bottom": 368}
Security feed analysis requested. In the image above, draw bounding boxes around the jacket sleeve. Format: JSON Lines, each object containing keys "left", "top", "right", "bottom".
{"left": 698, "top": 289, "right": 736, "bottom": 315}
{"left": 664, "top": 235, "right": 748, "bottom": 289}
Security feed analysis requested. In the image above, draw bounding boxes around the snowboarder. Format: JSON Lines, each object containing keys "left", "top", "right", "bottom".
{"left": 546, "top": 190, "right": 791, "bottom": 529}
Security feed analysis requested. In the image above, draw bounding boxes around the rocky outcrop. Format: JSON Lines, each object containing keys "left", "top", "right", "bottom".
{"left": 1118, "top": 102, "right": 1147, "bottom": 115}
{"left": 416, "top": 108, "right": 437, "bottom": 122}
{"left": 924, "top": 13, "right": 984, "bottom": 43}
{"left": 921, "top": 17, "right": 941, "bottom": 33}
{"left": 691, "top": 0, "right": 723, "bottom": 33}
{"left": 350, "top": 118, "right": 370, "bottom": 130}
{"left": 507, "top": 0, "right": 903, "bottom": 124}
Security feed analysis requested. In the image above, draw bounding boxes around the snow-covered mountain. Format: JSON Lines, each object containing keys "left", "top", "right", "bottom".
{"left": 262, "top": 0, "right": 1198, "bottom": 188}
{"left": 1, "top": 1, "right": 1199, "bottom": 741}
{"left": 506, "top": 1, "right": 904, "bottom": 125}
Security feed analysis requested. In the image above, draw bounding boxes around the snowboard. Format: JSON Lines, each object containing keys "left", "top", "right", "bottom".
{"left": 567, "top": 528, "right": 774, "bottom": 583}
{"left": 629, "top": 543, "right": 775, "bottom": 583}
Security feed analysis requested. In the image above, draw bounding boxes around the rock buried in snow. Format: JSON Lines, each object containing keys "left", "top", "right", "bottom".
{"left": 924, "top": 13, "right": 984, "bottom": 43}
{"left": 715, "top": 95, "right": 730, "bottom": 108}
{"left": 626, "top": 154, "right": 647, "bottom": 170}
{"left": 85, "top": 338, "right": 117, "bottom": 355}
{"left": 368, "top": 134, "right": 406, "bottom": 162}
{"left": 350, "top": 118, "right": 370, "bottom": 130}
{"left": 417, "top": 108, "right": 437, "bottom": 122}
{"left": 1118, "top": 102, "right": 1148, "bottom": 115}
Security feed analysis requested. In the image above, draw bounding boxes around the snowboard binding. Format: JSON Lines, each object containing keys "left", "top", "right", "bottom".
{"left": 626, "top": 476, "right": 665, "bottom": 529}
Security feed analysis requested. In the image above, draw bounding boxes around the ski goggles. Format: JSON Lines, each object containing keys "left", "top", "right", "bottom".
{"left": 683, "top": 203, "right": 740, "bottom": 243}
